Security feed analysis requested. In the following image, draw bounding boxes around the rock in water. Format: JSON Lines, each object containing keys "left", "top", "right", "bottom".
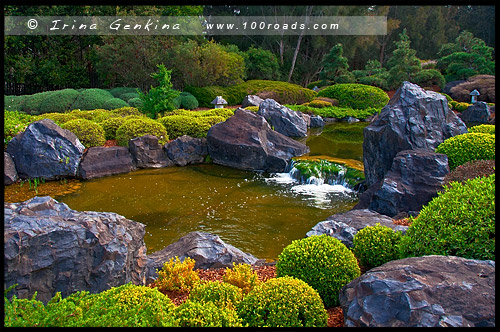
{"left": 363, "top": 82, "right": 467, "bottom": 187}
{"left": 339, "top": 255, "right": 495, "bottom": 327}
{"left": 6, "top": 119, "right": 85, "bottom": 180}
{"left": 207, "top": 108, "right": 309, "bottom": 173}
{"left": 129, "top": 134, "right": 173, "bottom": 168}
{"left": 165, "top": 135, "right": 208, "bottom": 166}
{"left": 78, "top": 146, "right": 136, "bottom": 179}
{"left": 257, "top": 98, "right": 308, "bottom": 137}
{"left": 4, "top": 196, "right": 147, "bottom": 303}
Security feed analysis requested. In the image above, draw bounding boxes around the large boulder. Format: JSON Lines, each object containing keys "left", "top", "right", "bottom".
{"left": 363, "top": 82, "right": 467, "bottom": 187}
{"left": 129, "top": 135, "right": 173, "bottom": 168}
{"left": 4, "top": 152, "right": 18, "bottom": 185}
{"left": 355, "top": 149, "right": 450, "bottom": 217}
{"left": 78, "top": 146, "right": 136, "bottom": 179}
{"left": 146, "top": 231, "right": 264, "bottom": 283}
{"left": 309, "top": 115, "right": 325, "bottom": 128}
{"left": 306, "top": 209, "right": 407, "bottom": 248}
{"left": 257, "top": 99, "right": 308, "bottom": 137}
{"left": 6, "top": 119, "right": 85, "bottom": 180}
{"left": 207, "top": 108, "right": 309, "bottom": 173}
{"left": 339, "top": 255, "right": 495, "bottom": 327}
{"left": 4, "top": 196, "right": 147, "bottom": 304}
{"left": 459, "top": 101, "right": 492, "bottom": 124}
{"left": 165, "top": 135, "right": 208, "bottom": 167}
{"left": 241, "top": 94, "right": 264, "bottom": 108}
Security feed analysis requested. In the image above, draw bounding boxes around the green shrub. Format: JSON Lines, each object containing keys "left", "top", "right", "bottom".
{"left": 22, "top": 91, "right": 58, "bottom": 115}
{"left": 157, "top": 115, "right": 225, "bottom": 139}
{"left": 469, "top": 124, "right": 495, "bottom": 135}
{"left": 358, "top": 74, "right": 390, "bottom": 90}
{"left": 119, "top": 92, "right": 140, "bottom": 102}
{"left": 109, "top": 87, "right": 139, "bottom": 99}
{"left": 412, "top": 69, "right": 446, "bottom": 89}
{"left": 317, "top": 83, "right": 389, "bottom": 110}
{"left": 222, "top": 263, "right": 261, "bottom": 294}
{"left": 188, "top": 281, "right": 244, "bottom": 308}
{"left": 183, "top": 85, "right": 228, "bottom": 108}
{"left": 438, "top": 92, "right": 453, "bottom": 102}
{"left": 449, "top": 100, "right": 471, "bottom": 112}
{"left": 128, "top": 97, "right": 144, "bottom": 108}
{"left": 4, "top": 111, "right": 35, "bottom": 148}
{"left": 4, "top": 95, "right": 27, "bottom": 112}
{"left": 192, "top": 116, "right": 226, "bottom": 137}
{"left": 276, "top": 234, "right": 360, "bottom": 307}
{"left": 33, "top": 112, "right": 79, "bottom": 126}
{"left": 103, "top": 97, "right": 129, "bottom": 110}
{"left": 314, "top": 96, "right": 339, "bottom": 106}
{"left": 110, "top": 106, "right": 143, "bottom": 117}
{"left": 101, "top": 117, "right": 126, "bottom": 140}
{"left": 154, "top": 256, "right": 200, "bottom": 293}
{"left": 352, "top": 223, "right": 403, "bottom": 269}
{"left": 38, "top": 89, "right": 80, "bottom": 114}
{"left": 288, "top": 104, "right": 380, "bottom": 120}
{"left": 178, "top": 92, "right": 199, "bottom": 110}
{"left": 305, "top": 99, "right": 333, "bottom": 108}
{"left": 435, "top": 132, "right": 495, "bottom": 170}
{"left": 116, "top": 117, "right": 169, "bottom": 146}
{"left": 70, "top": 109, "right": 115, "bottom": 123}
{"left": 61, "top": 119, "right": 106, "bottom": 148}
{"left": 171, "top": 300, "right": 243, "bottom": 327}
{"left": 399, "top": 174, "right": 495, "bottom": 261}
{"left": 237, "top": 276, "right": 328, "bottom": 327}
{"left": 71, "top": 89, "right": 114, "bottom": 111}
{"left": 244, "top": 106, "right": 259, "bottom": 112}
{"left": 4, "top": 289, "right": 47, "bottom": 327}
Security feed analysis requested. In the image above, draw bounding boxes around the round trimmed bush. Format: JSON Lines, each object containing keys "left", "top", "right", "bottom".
{"left": 400, "top": 174, "right": 495, "bottom": 261}
{"left": 128, "top": 97, "right": 144, "bottom": 108}
{"left": 352, "top": 223, "right": 403, "bottom": 269}
{"left": 192, "top": 116, "right": 226, "bottom": 137}
{"left": 4, "top": 95, "right": 27, "bottom": 112}
{"left": 103, "top": 97, "right": 129, "bottom": 110}
{"left": 237, "top": 276, "right": 328, "bottom": 327}
{"left": 110, "top": 107, "right": 143, "bottom": 117}
{"left": 435, "top": 132, "right": 495, "bottom": 170}
{"left": 71, "top": 89, "right": 114, "bottom": 110}
{"left": 317, "top": 83, "right": 389, "bottom": 110}
{"left": 70, "top": 109, "right": 115, "bottom": 123}
{"left": 61, "top": 118, "right": 106, "bottom": 148}
{"left": 157, "top": 115, "right": 195, "bottom": 140}
{"left": 39, "top": 89, "right": 80, "bottom": 114}
{"left": 412, "top": 69, "right": 446, "bottom": 90}
{"left": 101, "top": 117, "right": 126, "bottom": 140}
{"left": 305, "top": 99, "right": 333, "bottom": 108}
{"left": 115, "top": 117, "right": 168, "bottom": 146}
{"left": 178, "top": 92, "right": 199, "bottom": 110}
{"left": 188, "top": 281, "right": 243, "bottom": 308}
{"left": 118, "top": 92, "right": 140, "bottom": 102}
{"left": 469, "top": 124, "right": 495, "bottom": 135}
{"left": 34, "top": 112, "right": 79, "bottom": 126}
{"left": 449, "top": 100, "right": 471, "bottom": 112}
{"left": 109, "top": 87, "right": 139, "bottom": 98}
{"left": 276, "top": 234, "right": 360, "bottom": 307}
{"left": 170, "top": 300, "right": 243, "bottom": 327}
{"left": 22, "top": 91, "right": 58, "bottom": 115}
{"left": 314, "top": 96, "right": 339, "bottom": 106}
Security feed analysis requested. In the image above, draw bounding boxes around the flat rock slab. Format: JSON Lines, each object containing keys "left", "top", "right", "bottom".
{"left": 146, "top": 231, "right": 264, "bottom": 283}
{"left": 78, "top": 146, "right": 136, "bottom": 179}
{"left": 340, "top": 255, "right": 495, "bottom": 327}
{"left": 4, "top": 196, "right": 147, "bottom": 304}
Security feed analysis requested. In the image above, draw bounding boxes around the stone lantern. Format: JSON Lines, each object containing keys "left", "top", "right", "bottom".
{"left": 211, "top": 96, "right": 227, "bottom": 109}
{"left": 470, "top": 89, "right": 480, "bottom": 104}
{"left": 312, "top": 86, "right": 320, "bottom": 92}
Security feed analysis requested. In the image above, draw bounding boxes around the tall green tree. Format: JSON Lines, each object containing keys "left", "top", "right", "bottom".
{"left": 319, "top": 43, "right": 354, "bottom": 83}
{"left": 386, "top": 28, "right": 421, "bottom": 89}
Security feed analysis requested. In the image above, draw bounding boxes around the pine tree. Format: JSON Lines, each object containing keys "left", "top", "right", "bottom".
{"left": 319, "top": 43, "right": 354, "bottom": 83}
{"left": 386, "top": 28, "right": 421, "bottom": 89}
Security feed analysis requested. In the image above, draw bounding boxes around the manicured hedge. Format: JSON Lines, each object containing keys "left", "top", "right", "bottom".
{"left": 71, "top": 89, "right": 115, "bottom": 111}
{"left": 39, "top": 89, "right": 80, "bottom": 114}
{"left": 102, "top": 98, "right": 130, "bottom": 110}
{"left": 435, "top": 132, "right": 495, "bottom": 170}
{"left": 22, "top": 91, "right": 59, "bottom": 115}
{"left": 317, "top": 83, "right": 389, "bottom": 110}
{"left": 61, "top": 118, "right": 106, "bottom": 148}
{"left": 115, "top": 117, "right": 169, "bottom": 146}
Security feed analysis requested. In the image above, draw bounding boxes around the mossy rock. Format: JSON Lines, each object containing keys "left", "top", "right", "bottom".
{"left": 61, "top": 118, "right": 106, "bottom": 148}
{"left": 115, "top": 117, "right": 168, "bottom": 146}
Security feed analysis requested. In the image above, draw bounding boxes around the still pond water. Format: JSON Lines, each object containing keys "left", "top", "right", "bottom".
{"left": 58, "top": 122, "right": 367, "bottom": 260}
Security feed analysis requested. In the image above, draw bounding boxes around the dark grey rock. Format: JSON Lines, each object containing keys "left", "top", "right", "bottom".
{"left": 306, "top": 209, "right": 407, "bottom": 247}
{"left": 146, "top": 231, "right": 264, "bottom": 283}
{"left": 4, "top": 152, "right": 18, "bottom": 185}
{"left": 6, "top": 119, "right": 85, "bottom": 180}
{"left": 363, "top": 81, "right": 467, "bottom": 187}
{"left": 78, "top": 146, "right": 136, "bottom": 180}
{"left": 207, "top": 108, "right": 309, "bottom": 173}
{"left": 241, "top": 94, "right": 264, "bottom": 108}
{"left": 309, "top": 115, "right": 325, "bottom": 128}
{"left": 129, "top": 134, "right": 173, "bottom": 168}
{"left": 459, "top": 101, "right": 492, "bottom": 124}
{"left": 257, "top": 99, "right": 308, "bottom": 137}
{"left": 4, "top": 196, "right": 147, "bottom": 304}
{"left": 342, "top": 116, "right": 360, "bottom": 123}
{"left": 165, "top": 135, "right": 208, "bottom": 167}
{"left": 340, "top": 255, "right": 495, "bottom": 327}
{"left": 443, "top": 79, "right": 467, "bottom": 97}
{"left": 356, "top": 149, "right": 450, "bottom": 217}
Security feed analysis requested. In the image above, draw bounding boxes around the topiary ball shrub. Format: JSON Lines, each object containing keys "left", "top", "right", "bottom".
{"left": 157, "top": 115, "right": 195, "bottom": 140}
{"left": 101, "top": 117, "right": 126, "bottom": 140}
{"left": 39, "top": 89, "right": 80, "bottom": 114}
{"left": 61, "top": 118, "right": 106, "bottom": 148}
{"left": 102, "top": 97, "right": 130, "bottom": 110}
{"left": 110, "top": 106, "right": 144, "bottom": 117}
{"left": 449, "top": 100, "right": 471, "bottom": 112}
{"left": 118, "top": 92, "right": 140, "bottom": 102}
{"left": 33, "top": 112, "right": 79, "bottom": 126}
{"left": 179, "top": 92, "right": 199, "bottom": 110}
{"left": 170, "top": 300, "right": 243, "bottom": 327}
{"left": 276, "top": 234, "right": 360, "bottom": 307}
{"left": 22, "top": 91, "right": 58, "bottom": 115}
{"left": 109, "top": 87, "right": 139, "bottom": 99}
{"left": 352, "top": 223, "right": 403, "bottom": 269}
{"left": 469, "top": 124, "right": 495, "bottom": 135}
{"left": 70, "top": 109, "right": 115, "bottom": 123}
{"left": 115, "top": 117, "right": 169, "bottom": 146}
{"left": 71, "top": 89, "right": 115, "bottom": 111}
{"left": 188, "top": 281, "right": 244, "bottom": 308}
{"left": 306, "top": 99, "right": 333, "bottom": 108}
{"left": 399, "top": 174, "right": 495, "bottom": 261}
{"left": 435, "top": 132, "right": 495, "bottom": 170}
{"left": 317, "top": 83, "right": 389, "bottom": 110}
{"left": 237, "top": 276, "right": 328, "bottom": 327}
{"left": 128, "top": 97, "right": 144, "bottom": 108}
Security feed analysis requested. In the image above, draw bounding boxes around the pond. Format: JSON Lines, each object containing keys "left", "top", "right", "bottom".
{"left": 57, "top": 122, "right": 368, "bottom": 260}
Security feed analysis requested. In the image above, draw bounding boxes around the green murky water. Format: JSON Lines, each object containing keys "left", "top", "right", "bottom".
{"left": 57, "top": 122, "right": 367, "bottom": 260}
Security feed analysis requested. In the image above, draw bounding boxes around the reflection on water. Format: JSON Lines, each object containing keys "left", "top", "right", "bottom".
{"left": 57, "top": 122, "right": 367, "bottom": 260}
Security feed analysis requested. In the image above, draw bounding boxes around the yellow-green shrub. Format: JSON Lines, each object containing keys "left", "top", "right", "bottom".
{"left": 237, "top": 276, "right": 328, "bottom": 327}
{"left": 110, "top": 106, "right": 144, "bottom": 117}
{"left": 101, "top": 117, "right": 126, "bottom": 140}
{"left": 222, "top": 263, "right": 261, "bottom": 294}
{"left": 305, "top": 99, "right": 333, "bottom": 108}
{"left": 244, "top": 106, "right": 259, "bottom": 112}
{"left": 155, "top": 256, "right": 200, "bottom": 293}
{"left": 102, "top": 97, "right": 129, "bottom": 110}
{"left": 188, "top": 281, "right": 243, "bottom": 308}
{"left": 317, "top": 83, "right": 389, "bottom": 110}
{"left": 158, "top": 115, "right": 225, "bottom": 139}
{"left": 170, "top": 300, "right": 243, "bottom": 327}
{"left": 435, "top": 132, "right": 495, "bottom": 170}
{"left": 276, "top": 234, "right": 360, "bottom": 307}
{"left": 469, "top": 124, "right": 495, "bottom": 135}
{"left": 33, "top": 112, "right": 79, "bottom": 126}
{"left": 70, "top": 109, "right": 115, "bottom": 123}
{"left": 115, "top": 117, "right": 168, "bottom": 146}
{"left": 449, "top": 100, "right": 471, "bottom": 112}
{"left": 61, "top": 118, "right": 106, "bottom": 148}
